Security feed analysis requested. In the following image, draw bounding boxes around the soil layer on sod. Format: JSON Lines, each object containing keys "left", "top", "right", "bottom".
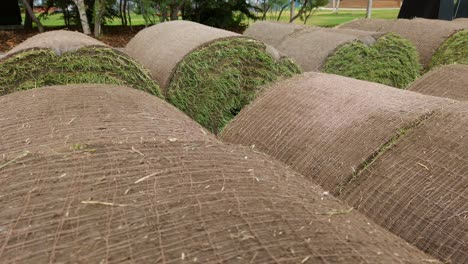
{"left": 430, "top": 30, "right": 468, "bottom": 68}
{"left": 0, "top": 85, "right": 438, "bottom": 263}
{"left": 341, "top": 102, "right": 468, "bottom": 264}
{"left": 126, "top": 21, "right": 301, "bottom": 134}
{"left": 0, "top": 30, "right": 161, "bottom": 97}
{"left": 221, "top": 72, "right": 458, "bottom": 262}
{"left": 409, "top": 64, "right": 468, "bottom": 100}
{"left": 338, "top": 18, "right": 466, "bottom": 67}
{"left": 244, "top": 21, "right": 419, "bottom": 88}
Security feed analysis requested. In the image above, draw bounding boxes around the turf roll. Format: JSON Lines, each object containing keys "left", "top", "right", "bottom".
{"left": 221, "top": 72, "right": 465, "bottom": 263}
{"left": 243, "top": 21, "right": 308, "bottom": 47}
{"left": 430, "top": 30, "right": 468, "bottom": 68}
{"left": 125, "top": 21, "right": 301, "bottom": 134}
{"left": 0, "top": 84, "right": 438, "bottom": 263}
{"left": 322, "top": 33, "right": 420, "bottom": 88}
{"left": 340, "top": 101, "right": 468, "bottom": 264}
{"left": 244, "top": 21, "right": 420, "bottom": 88}
{"left": 338, "top": 18, "right": 466, "bottom": 67}
{"left": 0, "top": 30, "right": 161, "bottom": 97}
{"left": 409, "top": 64, "right": 468, "bottom": 100}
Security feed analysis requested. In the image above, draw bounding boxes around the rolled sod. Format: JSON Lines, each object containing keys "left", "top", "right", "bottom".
{"left": 0, "top": 85, "right": 438, "bottom": 263}
{"left": 340, "top": 101, "right": 468, "bottom": 264}
{"left": 0, "top": 30, "right": 161, "bottom": 97}
{"left": 430, "top": 30, "right": 468, "bottom": 68}
{"left": 221, "top": 72, "right": 463, "bottom": 263}
{"left": 243, "top": 21, "right": 308, "bottom": 47}
{"left": 125, "top": 21, "right": 301, "bottom": 134}
{"left": 244, "top": 21, "right": 420, "bottom": 88}
{"left": 339, "top": 18, "right": 466, "bottom": 67}
{"left": 323, "top": 33, "right": 421, "bottom": 88}
{"left": 409, "top": 64, "right": 468, "bottom": 100}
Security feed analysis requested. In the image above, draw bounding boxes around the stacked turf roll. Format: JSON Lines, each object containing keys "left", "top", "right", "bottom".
{"left": 221, "top": 72, "right": 468, "bottom": 263}
{"left": 430, "top": 30, "right": 468, "bottom": 68}
{"left": 338, "top": 18, "right": 466, "bottom": 68}
{"left": 125, "top": 21, "right": 301, "bottom": 134}
{"left": 0, "top": 84, "right": 440, "bottom": 263}
{"left": 244, "top": 21, "right": 421, "bottom": 88}
{"left": 0, "top": 30, "right": 161, "bottom": 97}
{"left": 408, "top": 64, "right": 468, "bottom": 100}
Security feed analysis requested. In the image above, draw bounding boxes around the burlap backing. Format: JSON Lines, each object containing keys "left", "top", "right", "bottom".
{"left": 409, "top": 64, "right": 468, "bottom": 101}
{"left": 0, "top": 85, "right": 438, "bottom": 263}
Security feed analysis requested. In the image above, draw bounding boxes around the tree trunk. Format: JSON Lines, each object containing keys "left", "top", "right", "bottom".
{"left": 333, "top": 0, "right": 341, "bottom": 14}
{"left": 21, "top": 0, "right": 44, "bottom": 32}
{"left": 290, "top": 0, "right": 309, "bottom": 22}
{"left": 304, "top": 7, "right": 317, "bottom": 24}
{"left": 160, "top": 5, "right": 168, "bottom": 22}
{"left": 123, "top": 0, "right": 128, "bottom": 26}
{"left": 290, "top": 0, "right": 295, "bottom": 21}
{"left": 366, "top": 0, "right": 373, "bottom": 18}
{"left": 139, "top": 0, "right": 148, "bottom": 27}
{"left": 127, "top": 0, "right": 133, "bottom": 29}
{"left": 119, "top": 0, "right": 124, "bottom": 25}
{"left": 24, "top": 0, "right": 33, "bottom": 28}
{"left": 94, "top": 0, "right": 103, "bottom": 37}
{"left": 277, "top": 4, "right": 288, "bottom": 21}
{"left": 262, "top": 6, "right": 271, "bottom": 20}
{"left": 73, "top": 0, "right": 91, "bottom": 34}
{"left": 170, "top": 1, "right": 184, "bottom": 21}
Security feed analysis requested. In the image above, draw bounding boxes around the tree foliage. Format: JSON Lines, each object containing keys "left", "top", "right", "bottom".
{"left": 182, "top": 0, "right": 258, "bottom": 31}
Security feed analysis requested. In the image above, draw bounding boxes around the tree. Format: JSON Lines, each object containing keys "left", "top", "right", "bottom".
{"left": 366, "top": 0, "right": 373, "bottom": 18}
{"left": 21, "top": 0, "right": 45, "bottom": 32}
{"left": 94, "top": 0, "right": 104, "bottom": 36}
{"left": 73, "top": 0, "right": 91, "bottom": 34}
{"left": 332, "top": 0, "right": 340, "bottom": 14}
{"left": 289, "top": 0, "right": 328, "bottom": 23}
{"left": 301, "top": 0, "right": 328, "bottom": 24}
{"left": 24, "top": 0, "right": 33, "bottom": 28}
{"left": 182, "top": 0, "right": 257, "bottom": 31}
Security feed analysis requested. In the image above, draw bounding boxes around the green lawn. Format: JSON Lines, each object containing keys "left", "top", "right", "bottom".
{"left": 253, "top": 8, "right": 399, "bottom": 27}
{"left": 31, "top": 8, "right": 399, "bottom": 28}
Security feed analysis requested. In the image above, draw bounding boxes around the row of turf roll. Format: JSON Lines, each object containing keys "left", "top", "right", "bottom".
{"left": 244, "top": 18, "right": 467, "bottom": 88}
{"left": 0, "top": 84, "right": 439, "bottom": 263}
{"left": 0, "top": 20, "right": 466, "bottom": 263}
{"left": 221, "top": 72, "right": 468, "bottom": 264}
{"left": 0, "top": 21, "right": 301, "bottom": 135}
{"left": 0, "top": 30, "right": 161, "bottom": 97}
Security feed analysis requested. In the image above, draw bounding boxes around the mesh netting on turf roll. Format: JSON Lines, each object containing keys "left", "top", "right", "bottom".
{"left": 0, "top": 85, "right": 438, "bottom": 264}
{"left": 243, "top": 21, "right": 308, "bottom": 47}
{"left": 125, "top": 21, "right": 301, "bottom": 134}
{"left": 244, "top": 21, "right": 420, "bottom": 88}
{"left": 221, "top": 72, "right": 466, "bottom": 263}
{"left": 340, "top": 101, "right": 468, "bottom": 264}
{"left": 408, "top": 64, "right": 468, "bottom": 100}
{"left": 338, "top": 18, "right": 466, "bottom": 68}
{"left": 0, "top": 30, "right": 161, "bottom": 97}
{"left": 430, "top": 30, "right": 468, "bottom": 68}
